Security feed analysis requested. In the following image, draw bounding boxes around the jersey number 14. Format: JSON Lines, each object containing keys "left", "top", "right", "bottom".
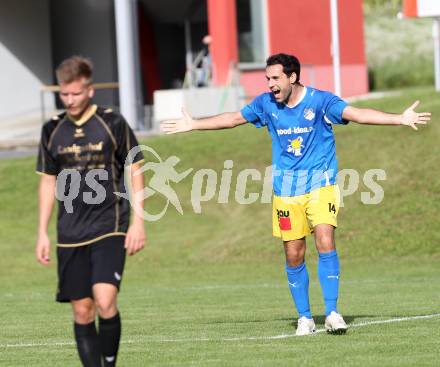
{"left": 328, "top": 203, "right": 336, "bottom": 214}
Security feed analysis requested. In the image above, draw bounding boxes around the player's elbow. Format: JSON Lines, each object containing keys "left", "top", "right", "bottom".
{"left": 40, "top": 174, "right": 56, "bottom": 187}
{"left": 229, "top": 112, "right": 247, "bottom": 128}
{"left": 343, "top": 106, "right": 366, "bottom": 124}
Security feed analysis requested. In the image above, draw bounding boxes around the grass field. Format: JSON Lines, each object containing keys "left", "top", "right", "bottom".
{"left": 1, "top": 87, "right": 439, "bottom": 366}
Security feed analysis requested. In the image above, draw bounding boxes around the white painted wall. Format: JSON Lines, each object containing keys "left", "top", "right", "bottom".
{"left": 0, "top": 44, "right": 53, "bottom": 122}
{"left": 153, "top": 86, "right": 245, "bottom": 131}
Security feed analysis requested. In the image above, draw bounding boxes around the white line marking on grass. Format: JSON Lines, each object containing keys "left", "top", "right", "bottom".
{"left": 236, "top": 312, "right": 440, "bottom": 340}
{"left": 2, "top": 313, "right": 440, "bottom": 348}
{"left": 1, "top": 341, "right": 76, "bottom": 348}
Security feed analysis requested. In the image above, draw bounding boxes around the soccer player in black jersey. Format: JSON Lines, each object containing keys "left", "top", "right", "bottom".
{"left": 35, "top": 56, "right": 145, "bottom": 366}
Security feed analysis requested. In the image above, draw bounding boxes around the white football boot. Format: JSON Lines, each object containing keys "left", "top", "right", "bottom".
{"left": 295, "top": 316, "right": 316, "bottom": 336}
{"left": 325, "top": 311, "right": 348, "bottom": 334}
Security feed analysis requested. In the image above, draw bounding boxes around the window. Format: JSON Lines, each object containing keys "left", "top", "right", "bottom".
{"left": 236, "top": 0, "right": 268, "bottom": 66}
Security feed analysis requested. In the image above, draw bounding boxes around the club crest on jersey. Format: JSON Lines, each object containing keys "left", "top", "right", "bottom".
{"left": 303, "top": 108, "right": 315, "bottom": 121}
{"left": 287, "top": 136, "right": 304, "bottom": 156}
{"left": 74, "top": 128, "right": 85, "bottom": 138}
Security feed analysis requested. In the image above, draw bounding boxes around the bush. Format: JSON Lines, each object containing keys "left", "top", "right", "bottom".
{"left": 365, "top": 14, "right": 434, "bottom": 90}
{"left": 363, "top": 0, "right": 401, "bottom": 17}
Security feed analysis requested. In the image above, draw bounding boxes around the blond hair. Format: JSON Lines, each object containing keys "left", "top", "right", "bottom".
{"left": 55, "top": 56, "right": 93, "bottom": 85}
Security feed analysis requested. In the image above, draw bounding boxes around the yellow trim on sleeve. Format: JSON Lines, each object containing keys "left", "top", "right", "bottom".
{"left": 35, "top": 171, "right": 57, "bottom": 176}
{"left": 95, "top": 113, "right": 117, "bottom": 148}
{"left": 47, "top": 118, "right": 67, "bottom": 149}
{"left": 129, "top": 158, "right": 145, "bottom": 167}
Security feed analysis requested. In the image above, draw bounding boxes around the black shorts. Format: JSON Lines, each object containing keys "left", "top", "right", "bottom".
{"left": 56, "top": 235, "right": 126, "bottom": 303}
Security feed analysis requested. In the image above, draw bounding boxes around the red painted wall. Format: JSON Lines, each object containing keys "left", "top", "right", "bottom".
{"left": 403, "top": 0, "right": 418, "bottom": 17}
{"left": 268, "top": 0, "right": 332, "bottom": 65}
{"left": 240, "top": 0, "right": 368, "bottom": 97}
{"left": 267, "top": 0, "right": 365, "bottom": 65}
{"left": 240, "top": 64, "right": 367, "bottom": 99}
{"left": 207, "top": 0, "right": 368, "bottom": 97}
{"left": 339, "top": 0, "right": 366, "bottom": 64}
{"left": 138, "top": 2, "right": 161, "bottom": 103}
{"left": 207, "top": 0, "right": 239, "bottom": 85}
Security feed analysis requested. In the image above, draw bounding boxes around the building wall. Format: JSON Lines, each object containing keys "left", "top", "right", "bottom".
{"left": 268, "top": 0, "right": 333, "bottom": 65}
{"left": 50, "top": 0, "right": 119, "bottom": 107}
{"left": 240, "top": 0, "right": 368, "bottom": 98}
{"left": 0, "top": 0, "right": 53, "bottom": 122}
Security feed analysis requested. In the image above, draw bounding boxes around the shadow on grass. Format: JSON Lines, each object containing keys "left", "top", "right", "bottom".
{"left": 205, "top": 315, "right": 372, "bottom": 326}
{"left": 313, "top": 315, "right": 358, "bottom": 325}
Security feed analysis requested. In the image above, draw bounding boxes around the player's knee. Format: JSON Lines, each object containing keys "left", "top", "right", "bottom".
{"left": 286, "top": 256, "right": 305, "bottom": 267}
{"left": 284, "top": 240, "right": 306, "bottom": 266}
{"left": 315, "top": 234, "right": 335, "bottom": 252}
{"left": 285, "top": 249, "right": 305, "bottom": 266}
{"left": 95, "top": 298, "right": 117, "bottom": 318}
{"left": 73, "top": 303, "right": 95, "bottom": 324}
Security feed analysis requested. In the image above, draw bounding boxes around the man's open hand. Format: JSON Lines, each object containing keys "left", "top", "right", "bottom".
{"left": 160, "top": 107, "right": 194, "bottom": 134}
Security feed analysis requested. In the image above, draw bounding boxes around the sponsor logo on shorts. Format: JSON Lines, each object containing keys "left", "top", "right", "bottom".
{"left": 276, "top": 209, "right": 292, "bottom": 230}
{"left": 114, "top": 272, "right": 121, "bottom": 281}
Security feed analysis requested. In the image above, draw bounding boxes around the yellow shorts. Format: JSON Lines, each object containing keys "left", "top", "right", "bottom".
{"left": 272, "top": 185, "right": 340, "bottom": 241}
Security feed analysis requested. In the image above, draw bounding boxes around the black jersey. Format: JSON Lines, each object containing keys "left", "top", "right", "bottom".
{"left": 37, "top": 105, "right": 144, "bottom": 246}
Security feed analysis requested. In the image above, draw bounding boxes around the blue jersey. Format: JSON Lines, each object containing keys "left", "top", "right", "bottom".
{"left": 240, "top": 87, "right": 348, "bottom": 196}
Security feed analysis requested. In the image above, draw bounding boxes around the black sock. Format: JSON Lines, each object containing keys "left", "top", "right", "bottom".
{"left": 99, "top": 312, "right": 121, "bottom": 366}
{"left": 74, "top": 321, "right": 102, "bottom": 367}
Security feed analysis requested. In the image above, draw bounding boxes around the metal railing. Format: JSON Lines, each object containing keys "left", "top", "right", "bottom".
{"left": 40, "top": 82, "right": 119, "bottom": 122}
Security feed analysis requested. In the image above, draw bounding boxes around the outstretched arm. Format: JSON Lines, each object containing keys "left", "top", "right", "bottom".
{"left": 343, "top": 101, "right": 431, "bottom": 130}
{"left": 161, "top": 108, "right": 247, "bottom": 134}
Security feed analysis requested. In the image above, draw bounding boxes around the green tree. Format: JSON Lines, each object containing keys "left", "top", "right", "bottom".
{"left": 363, "top": 0, "right": 402, "bottom": 17}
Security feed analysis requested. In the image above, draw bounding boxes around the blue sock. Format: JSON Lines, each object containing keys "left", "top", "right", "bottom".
{"left": 285, "top": 262, "right": 312, "bottom": 319}
{"left": 318, "top": 250, "right": 340, "bottom": 316}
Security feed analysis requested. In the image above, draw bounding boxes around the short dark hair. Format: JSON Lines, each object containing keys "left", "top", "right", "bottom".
{"left": 266, "top": 53, "right": 301, "bottom": 83}
{"left": 55, "top": 55, "right": 93, "bottom": 85}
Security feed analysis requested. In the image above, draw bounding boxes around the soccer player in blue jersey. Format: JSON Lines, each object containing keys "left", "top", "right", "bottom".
{"left": 161, "top": 53, "right": 430, "bottom": 335}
